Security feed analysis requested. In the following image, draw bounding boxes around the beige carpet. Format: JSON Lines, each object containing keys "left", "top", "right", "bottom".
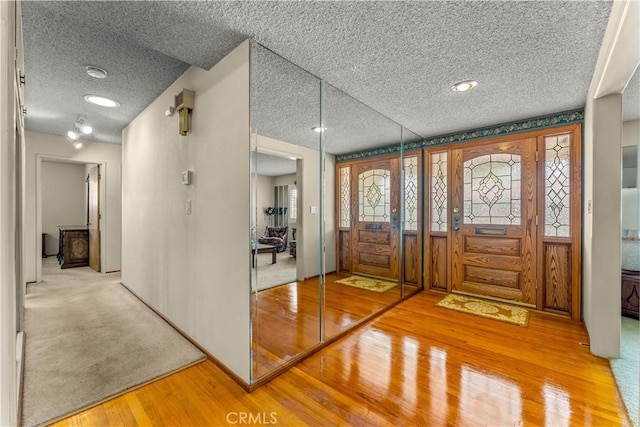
{"left": 436, "top": 294, "right": 529, "bottom": 326}
{"left": 610, "top": 317, "right": 639, "bottom": 427}
{"left": 22, "top": 258, "right": 206, "bottom": 427}
{"left": 255, "top": 251, "right": 297, "bottom": 291}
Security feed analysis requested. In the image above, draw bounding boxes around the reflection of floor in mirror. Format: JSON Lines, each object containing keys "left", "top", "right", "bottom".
{"left": 254, "top": 251, "right": 297, "bottom": 291}
{"left": 61, "top": 290, "right": 630, "bottom": 426}
{"left": 252, "top": 272, "right": 410, "bottom": 379}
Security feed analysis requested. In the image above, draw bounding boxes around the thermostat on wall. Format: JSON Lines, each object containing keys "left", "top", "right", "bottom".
{"left": 182, "top": 170, "right": 192, "bottom": 185}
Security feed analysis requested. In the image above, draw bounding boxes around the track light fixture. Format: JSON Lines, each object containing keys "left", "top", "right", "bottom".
{"left": 66, "top": 115, "right": 93, "bottom": 147}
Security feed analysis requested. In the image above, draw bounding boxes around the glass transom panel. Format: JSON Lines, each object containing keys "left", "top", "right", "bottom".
{"left": 404, "top": 156, "right": 418, "bottom": 231}
{"left": 431, "top": 152, "right": 448, "bottom": 232}
{"left": 544, "top": 134, "right": 571, "bottom": 237}
{"left": 339, "top": 166, "right": 351, "bottom": 228}
{"left": 463, "top": 153, "right": 521, "bottom": 225}
{"left": 359, "top": 169, "right": 391, "bottom": 222}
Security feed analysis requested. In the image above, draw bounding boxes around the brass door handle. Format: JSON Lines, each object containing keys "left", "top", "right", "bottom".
{"left": 452, "top": 207, "right": 460, "bottom": 233}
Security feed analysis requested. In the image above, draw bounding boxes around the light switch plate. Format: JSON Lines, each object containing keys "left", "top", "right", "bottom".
{"left": 182, "top": 170, "right": 192, "bottom": 185}
{"left": 310, "top": 206, "right": 318, "bottom": 214}
{"left": 185, "top": 200, "right": 192, "bottom": 215}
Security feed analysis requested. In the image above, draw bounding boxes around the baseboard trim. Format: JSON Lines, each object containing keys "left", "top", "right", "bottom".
{"left": 16, "top": 331, "right": 25, "bottom": 427}
{"left": 120, "top": 282, "right": 251, "bottom": 392}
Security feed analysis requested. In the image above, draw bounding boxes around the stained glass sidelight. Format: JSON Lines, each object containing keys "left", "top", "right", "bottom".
{"left": 339, "top": 166, "right": 351, "bottom": 228}
{"left": 463, "top": 153, "right": 521, "bottom": 225}
{"left": 431, "top": 152, "right": 448, "bottom": 231}
{"left": 359, "top": 169, "right": 391, "bottom": 222}
{"left": 544, "top": 134, "right": 571, "bottom": 237}
{"left": 404, "top": 156, "right": 418, "bottom": 231}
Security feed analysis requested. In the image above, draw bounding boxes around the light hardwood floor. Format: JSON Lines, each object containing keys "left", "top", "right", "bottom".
{"left": 53, "top": 291, "right": 630, "bottom": 426}
{"left": 252, "top": 273, "right": 404, "bottom": 377}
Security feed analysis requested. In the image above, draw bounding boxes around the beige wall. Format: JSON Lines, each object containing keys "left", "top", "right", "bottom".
{"left": 0, "top": 0, "right": 23, "bottom": 423}
{"left": 41, "top": 161, "right": 87, "bottom": 255}
{"left": 25, "top": 131, "right": 122, "bottom": 281}
{"left": 121, "top": 41, "right": 251, "bottom": 382}
{"left": 583, "top": 94, "right": 623, "bottom": 357}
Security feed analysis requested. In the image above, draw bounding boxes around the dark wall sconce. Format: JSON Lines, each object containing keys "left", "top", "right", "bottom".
{"left": 174, "top": 89, "right": 195, "bottom": 136}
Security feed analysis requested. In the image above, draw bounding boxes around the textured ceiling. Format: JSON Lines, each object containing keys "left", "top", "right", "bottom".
{"left": 623, "top": 67, "right": 639, "bottom": 122}
{"left": 255, "top": 153, "right": 296, "bottom": 177}
{"left": 22, "top": 1, "right": 619, "bottom": 151}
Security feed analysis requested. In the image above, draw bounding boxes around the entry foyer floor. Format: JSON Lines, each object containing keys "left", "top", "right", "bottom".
{"left": 53, "top": 291, "right": 630, "bottom": 426}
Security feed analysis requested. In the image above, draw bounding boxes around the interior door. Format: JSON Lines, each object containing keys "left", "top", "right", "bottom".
{"left": 451, "top": 139, "right": 537, "bottom": 305}
{"left": 88, "top": 165, "right": 100, "bottom": 272}
{"left": 351, "top": 157, "right": 400, "bottom": 280}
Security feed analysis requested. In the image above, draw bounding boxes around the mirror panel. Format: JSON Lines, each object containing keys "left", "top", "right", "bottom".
{"left": 250, "top": 43, "right": 322, "bottom": 381}
{"left": 249, "top": 41, "right": 425, "bottom": 383}
{"left": 401, "top": 128, "right": 424, "bottom": 297}
{"left": 323, "top": 82, "right": 403, "bottom": 340}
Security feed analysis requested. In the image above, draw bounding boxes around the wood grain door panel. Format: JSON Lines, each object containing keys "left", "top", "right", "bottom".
{"left": 88, "top": 165, "right": 100, "bottom": 272}
{"left": 351, "top": 158, "right": 400, "bottom": 280}
{"left": 452, "top": 138, "right": 537, "bottom": 305}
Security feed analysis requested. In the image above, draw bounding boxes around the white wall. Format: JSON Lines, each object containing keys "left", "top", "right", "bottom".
{"left": 41, "top": 161, "right": 86, "bottom": 255}
{"left": 583, "top": 0, "right": 639, "bottom": 358}
{"left": 25, "top": 131, "right": 122, "bottom": 280}
{"left": 121, "top": 41, "right": 251, "bottom": 383}
{"left": 256, "top": 174, "right": 274, "bottom": 235}
{"left": 274, "top": 173, "right": 297, "bottom": 233}
{"left": 0, "top": 0, "right": 22, "bottom": 423}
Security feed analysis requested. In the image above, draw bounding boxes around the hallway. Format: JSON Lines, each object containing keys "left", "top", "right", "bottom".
{"left": 53, "top": 291, "right": 630, "bottom": 426}
{"left": 22, "top": 259, "right": 204, "bottom": 426}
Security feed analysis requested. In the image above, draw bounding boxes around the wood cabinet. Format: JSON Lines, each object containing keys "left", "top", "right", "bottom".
{"left": 622, "top": 269, "right": 639, "bottom": 319}
{"left": 58, "top": 226, "right": 89, "bottom": 269}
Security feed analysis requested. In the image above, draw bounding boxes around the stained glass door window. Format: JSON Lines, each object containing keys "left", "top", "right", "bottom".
{"left": 544, "top": 134, "right": 571, "bottom": 237}
{"left": 463, "top": 154, "right": 521, "bottom": 225}
{"left": 431, "top": 152, "right": 448, "bottom": 231}
{"left": 404, "top": 156, "right": 418, "bottom": 231}
{"left": 339, "top": 166, "right": 351, "bottom": 228}
{"left": 359, "top": 169, "right": 391, "bottom": 222}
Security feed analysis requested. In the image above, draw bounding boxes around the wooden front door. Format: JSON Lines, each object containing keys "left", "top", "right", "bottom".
{"left": 351, "top": 158, "right": 400, "bottom": 280}
{"left": 88, "top": 165, "right": 100, "bottom": 272}
{"left": 451, "top": 138, "right": 537, "bottom": 305}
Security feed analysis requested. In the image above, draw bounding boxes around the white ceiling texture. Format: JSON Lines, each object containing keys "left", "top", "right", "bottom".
{"left": 23, "top": 0, "right": 631, "bottom": 162}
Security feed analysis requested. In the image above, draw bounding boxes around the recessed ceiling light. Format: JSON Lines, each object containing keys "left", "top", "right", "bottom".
{"left": 67, "top": 130, "right": 79, "bottom": 140}
{"left": 84, "top": 94, "right": 120, "bottom": 108}
{"left": 312, "top": 126, "right": 326, "bottom": 133}
{"left": 85, "top": 66, "right": 108, "bottom": 79}
{"left": 451, "top": 80, "right": 478, "bottom": 92}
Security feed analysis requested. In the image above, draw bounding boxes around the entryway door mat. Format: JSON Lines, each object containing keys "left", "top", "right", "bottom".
{"left": 335, "top": 275, "right": 399, "bottom": 293}
{"left": 436, "top": 293, "right": 529, "bottom": 326}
